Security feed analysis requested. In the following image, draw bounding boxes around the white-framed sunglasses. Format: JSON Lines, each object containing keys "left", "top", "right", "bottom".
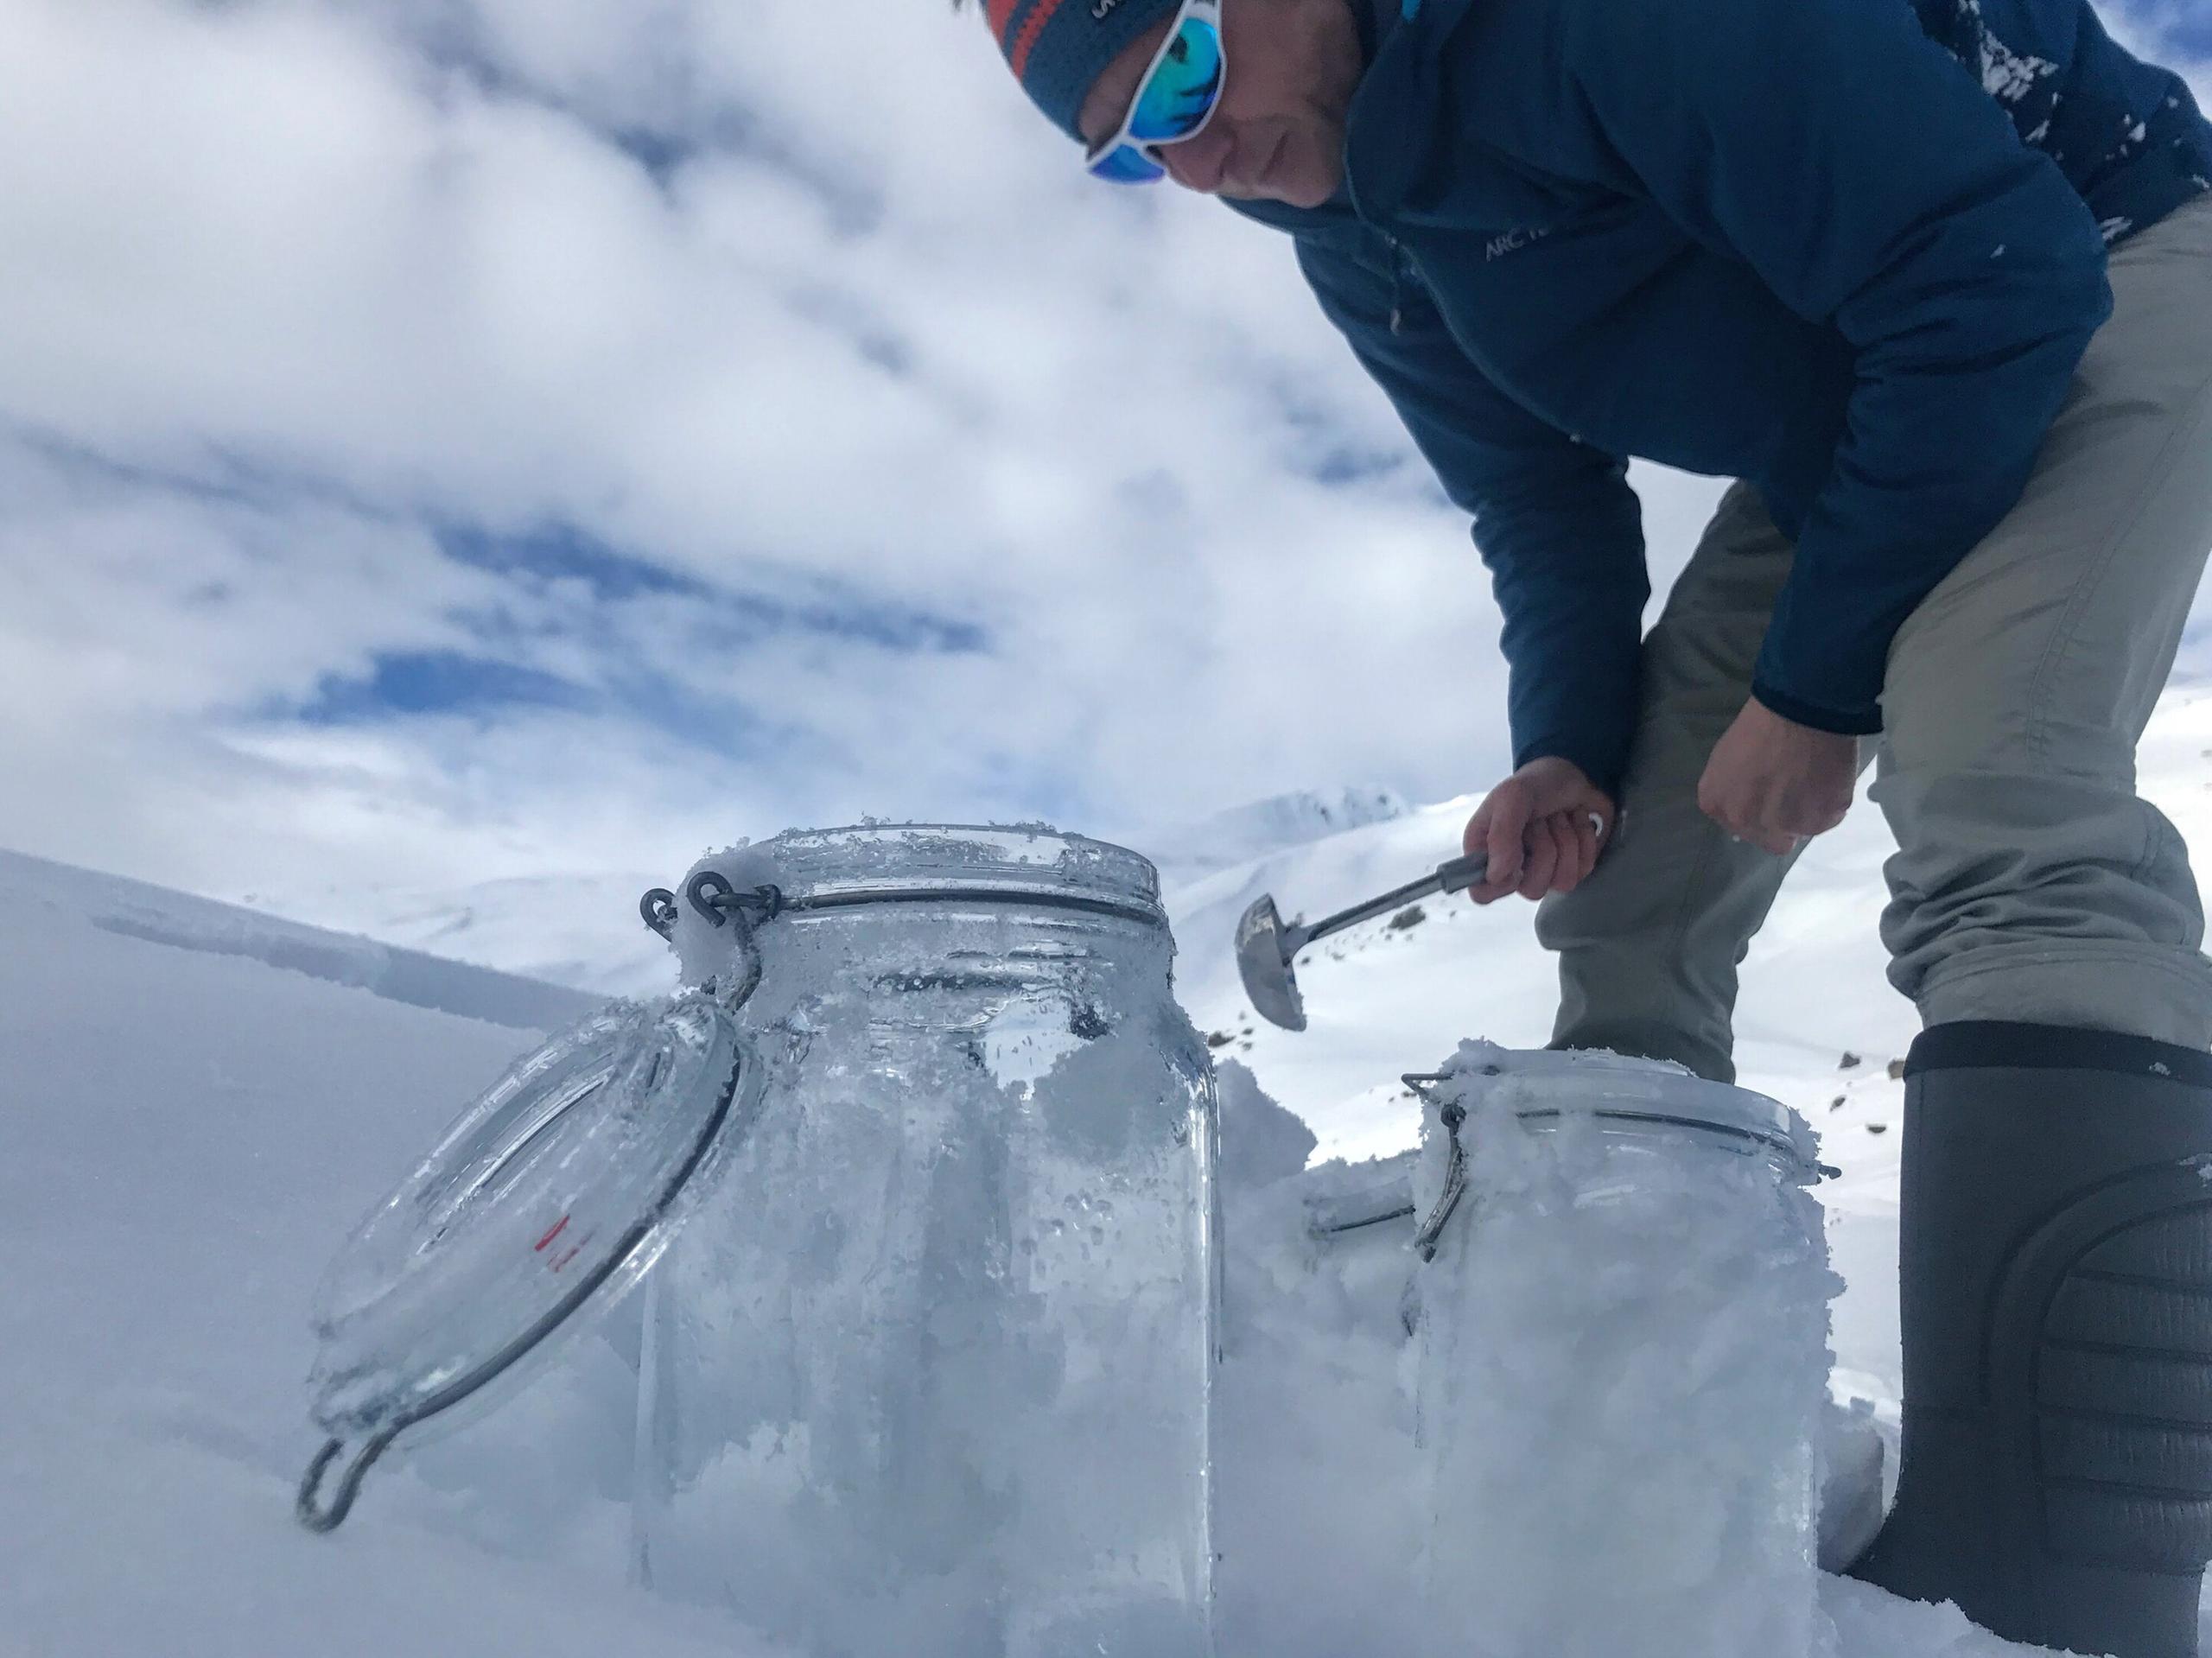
{"left": 1084, "top": 0, "right": 1225, "bottom": 183}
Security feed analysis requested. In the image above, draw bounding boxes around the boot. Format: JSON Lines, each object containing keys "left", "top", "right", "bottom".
{"left": 1848, "top": 1020, "right": 2212, "bottom": 1657}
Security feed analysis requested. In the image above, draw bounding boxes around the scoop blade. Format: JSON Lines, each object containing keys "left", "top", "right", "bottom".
{"left": 1235, "top": 893, "right": 1308, "bottom": 1032}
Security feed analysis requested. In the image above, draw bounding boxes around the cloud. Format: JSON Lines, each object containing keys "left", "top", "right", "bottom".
{"left": 0, "top": 0, "right": 2201, "bottom": 928}
{"left": 0, "top": 0, "right": 1517, "bottom": 907}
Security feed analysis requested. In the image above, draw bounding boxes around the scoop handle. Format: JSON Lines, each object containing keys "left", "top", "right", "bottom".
{"left": 1301, "top": 853, "right": 1493, "bottom": 949}
{"left": 1432, "top": 853, "right": 1488, "bottom": 894}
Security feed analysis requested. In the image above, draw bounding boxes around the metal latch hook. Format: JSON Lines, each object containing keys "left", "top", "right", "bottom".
{"left": 296, "top": 1430, "right": 399, "bottom": 1534}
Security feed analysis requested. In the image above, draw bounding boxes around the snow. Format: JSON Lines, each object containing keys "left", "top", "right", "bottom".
{"left": 272, "top": 867, "right": 677, "bottom": 1000}
{"left": 1213, "top": 1135, "right": 1429, "bottom": 1655}
{"left": 12, "top": 848, "right": 602, "bottom": 1032}
{"left": 0, "top": 848, "right": 774, "bottom": 1658}
{"left": 13, "top": 693, "right": 2212, "bottom": 1653}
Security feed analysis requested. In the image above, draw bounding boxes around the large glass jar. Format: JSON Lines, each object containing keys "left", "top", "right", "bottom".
{"left": 636, "top": 826, "right": 1219, "bottom": 1657}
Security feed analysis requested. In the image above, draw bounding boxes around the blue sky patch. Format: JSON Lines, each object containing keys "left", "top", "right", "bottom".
{"left": 439, "top": 518, "right": 990, "bottom": 656}
{"left": 279, "top": 521, "right": 989, "bottom": 745}
{"left": 293, "top": 651, "right": 589, "bottom": 725}
{"left": 437, "top": 521, "right": 705, "bottom": 601}
{"left": 281, "top": 645, "right": 779, "bottom": 759}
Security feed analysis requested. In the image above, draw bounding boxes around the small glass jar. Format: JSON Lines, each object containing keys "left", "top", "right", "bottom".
{"left": 1408, "top": 1044, "right": 1834, "bottom": 1658}
{"left": 634, "top": 826, "right": 1220, "bottom": 1658}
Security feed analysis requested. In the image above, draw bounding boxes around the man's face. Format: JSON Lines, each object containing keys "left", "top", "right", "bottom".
{"left": 1077, "top": 0, "right": 1363, "bottom": 210}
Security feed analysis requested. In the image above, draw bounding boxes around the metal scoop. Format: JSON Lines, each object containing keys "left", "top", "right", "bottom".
{"left": 1235, "top": 853, "right": 1489, "bottom": 1031}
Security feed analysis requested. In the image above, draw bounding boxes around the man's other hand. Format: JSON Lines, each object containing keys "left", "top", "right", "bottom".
{"left": 1698, "top": 698, "right": 1857, "bottom": 855}
{"left": 1462, "top": 758, "right": 1615, "bottom": 904}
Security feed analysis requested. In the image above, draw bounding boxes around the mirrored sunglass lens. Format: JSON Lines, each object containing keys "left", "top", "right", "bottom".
{"left": 1126, "top": 17, "right": 1223, "bottom": 144}
{"left": 1087, "top": 142, "right": 1167, "bottom": 183}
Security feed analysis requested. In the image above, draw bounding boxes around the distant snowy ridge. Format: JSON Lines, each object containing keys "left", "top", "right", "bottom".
{"left": 1137, "top": 785, "right": 1411, "bottom": 886}
{"left": 1154, "top": 691, "right": 2212, "bottom": 1171}
{"left": 245, "top": 787, "right": 1419, "bottom": 1003}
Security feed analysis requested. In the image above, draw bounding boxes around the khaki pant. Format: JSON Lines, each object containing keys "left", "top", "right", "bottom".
{"left": 1541, "top": 194, "right": 2212, "bottom": 1083}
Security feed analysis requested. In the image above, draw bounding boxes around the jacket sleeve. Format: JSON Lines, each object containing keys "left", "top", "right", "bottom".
{"left": 1295, "top": 233, "right": 1649, "bottom": 799}
{"left": 1560, "top": 0, "right": 2112, "bottom": 734}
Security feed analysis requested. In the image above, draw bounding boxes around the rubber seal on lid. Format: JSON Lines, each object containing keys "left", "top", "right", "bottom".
{"left": 1418, "top": 1044, "right": 1821, "bottom": 1171}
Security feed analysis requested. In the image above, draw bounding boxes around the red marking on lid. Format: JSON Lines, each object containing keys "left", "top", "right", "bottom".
{"left": 550, "top": 1243, "right": 584, "bottom": 1274}
{"left": 535, "top": 1215, "right": 570, "bottom": 1253}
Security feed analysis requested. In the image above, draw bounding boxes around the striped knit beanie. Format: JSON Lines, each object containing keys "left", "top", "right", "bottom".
{"left": 984, "top": 0, "right": 1185, "bottom": 142}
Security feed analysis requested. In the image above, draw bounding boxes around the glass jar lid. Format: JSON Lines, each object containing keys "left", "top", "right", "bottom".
{"left": 653, "top": 825, "right": 1168, "bottom": 950}
{"left": 1409, "top": 1045, "right": 1821, "bottom": 1171}
{"left": 296, "top": 989, "right": 760, "bottom": 1531}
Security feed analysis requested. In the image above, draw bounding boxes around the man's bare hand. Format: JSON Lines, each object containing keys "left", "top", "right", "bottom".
{"left": 1462, "top": 758, "right": 1615, "bottom": 905}
{"left": 1697, "top": 698, "right": 1857, "bottom": 855}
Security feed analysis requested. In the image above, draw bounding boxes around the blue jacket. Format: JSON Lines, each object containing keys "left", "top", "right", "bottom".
{"left": 1234, "top": 0, "right": 2212, "bottom": 797}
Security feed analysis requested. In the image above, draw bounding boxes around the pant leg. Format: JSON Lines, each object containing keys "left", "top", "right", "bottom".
{"left": 1876, "top": 195, "right": 2212, "bottom": 1048}
{"left": 1541, "top": 480, "right": 1844, "bottom": 1083}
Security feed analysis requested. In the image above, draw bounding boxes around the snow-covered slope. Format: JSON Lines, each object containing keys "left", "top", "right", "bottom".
{"left": 0, "top": 848, "right": 771, "bottom": 1658}
{"left": 264, "top": 867, "right": 677, "bottom": 1001}
{"left": 1, "top": 850, "right": 607, "bottom": 1032}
